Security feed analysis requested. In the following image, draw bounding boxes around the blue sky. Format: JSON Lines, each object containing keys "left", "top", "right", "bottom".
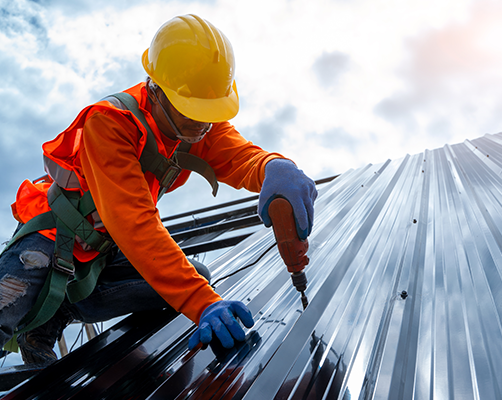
{"left": 1, "top": 0, "right": 501, "bottom": 244}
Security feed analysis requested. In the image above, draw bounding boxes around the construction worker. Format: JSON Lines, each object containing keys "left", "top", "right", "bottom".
{"left": 0, "top": 14, "right": 317, "bottom": 364}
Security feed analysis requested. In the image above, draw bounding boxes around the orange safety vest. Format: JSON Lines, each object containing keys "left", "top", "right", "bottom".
{"left": 12, "top": 83, "right": 169, "bottom": 262}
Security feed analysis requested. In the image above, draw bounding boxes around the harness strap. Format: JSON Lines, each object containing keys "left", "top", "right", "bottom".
{"left": 47, "top": 185, "right": 113, "bottom": 254}
{"left": 3, "top": 185, "right": 113, "bottom": 338}
{"left": 18, "top": 189, "right": 79, "bottom": 334}
{"left": 16, "top": 265, "right": 70, "bottom": 335}
{"left": 67, "top": 254, "right": 108, "bottom": 304}
{"left": 47, "top": 185, "right": 113, "bottom": 304}
{"left": 3, "top": 211, "right": 56, "bottom": 253}
{"left": 50, "top": 186, "right": 78, "bottom": 277}
{"left": 104, "top": 92, "right": 219, "bottom": 197}
{"left": 103, "top": 93, "right": 160, "bottom": 175}
{"left": 176, "top": 152, "right": 219, "bottom": 196}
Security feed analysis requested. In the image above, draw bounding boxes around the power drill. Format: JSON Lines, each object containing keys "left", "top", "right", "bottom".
{"left": 268, "top": 197, "right": 309, "bottom": 309}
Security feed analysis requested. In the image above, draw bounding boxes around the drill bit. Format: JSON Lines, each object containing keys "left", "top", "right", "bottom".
{"left": 300, "top": 291, "right": 309, "bottom": 309}
{"left": 291, "top": 270, "right": 309, "bottom": 310}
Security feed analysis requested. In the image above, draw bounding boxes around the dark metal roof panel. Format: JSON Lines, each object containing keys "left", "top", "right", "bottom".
{"left": 4, "top": 133, "right": 502, "bottom": 399}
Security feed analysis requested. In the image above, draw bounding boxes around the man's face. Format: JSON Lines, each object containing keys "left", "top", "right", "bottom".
{"left": 148, "top": 84, "right": 211, "bottom": 142}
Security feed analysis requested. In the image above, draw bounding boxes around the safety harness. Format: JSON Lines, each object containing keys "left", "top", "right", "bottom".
{"left": 3, "top": 92, "right": 219, "bottom": 342}
{"left": 104, "top": 93, "right": 218, "bottom": 198}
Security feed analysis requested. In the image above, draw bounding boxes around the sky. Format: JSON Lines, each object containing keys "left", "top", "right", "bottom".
{"left": 0, "top": 0, "right": 501, "bottom": 244}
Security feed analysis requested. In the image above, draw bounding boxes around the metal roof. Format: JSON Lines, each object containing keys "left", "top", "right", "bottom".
{"left": 3, "top": 132, "right": 502, "bottom": 399}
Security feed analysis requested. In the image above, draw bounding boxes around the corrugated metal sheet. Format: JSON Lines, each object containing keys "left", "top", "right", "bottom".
{"left": 204, "top": 132, "right": 502, "bottom": 400}
{"left": 4, "top": 133, "right": 502, "bottom": 399}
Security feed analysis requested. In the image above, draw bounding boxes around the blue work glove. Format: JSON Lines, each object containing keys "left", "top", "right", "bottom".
{"left": 258, "top": 159, "right": 318, "bottom": 240}
{"left": 188, "top": 300, "right": 254, "bottom": 350}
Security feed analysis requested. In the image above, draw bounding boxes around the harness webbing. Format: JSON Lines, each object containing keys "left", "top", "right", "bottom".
{"left": 105, "top": 92, "right": 219, "bottom": 197}
{"left": 2, "top": 186, "right": 113, "bottom": 337}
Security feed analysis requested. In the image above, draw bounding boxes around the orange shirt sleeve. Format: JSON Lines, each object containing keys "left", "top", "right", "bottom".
{"left": 191, "top": 122, "right": 286, "bottom": 193}
{"left": 79, "top": 108, "right": 222, "bottom": 324}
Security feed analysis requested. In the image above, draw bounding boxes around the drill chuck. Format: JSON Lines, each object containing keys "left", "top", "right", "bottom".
{"left": 291, "top": 271, "right": 307, "bottom": 293}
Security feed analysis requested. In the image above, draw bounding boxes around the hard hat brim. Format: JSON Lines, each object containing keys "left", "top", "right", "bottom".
{"left": 163, "top": 80, "right": 239, "bottom": 123}
{"left": 142, "top": 49, "right": 239, "bottom": 123}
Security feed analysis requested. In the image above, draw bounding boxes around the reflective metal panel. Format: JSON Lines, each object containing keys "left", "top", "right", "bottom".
{"left": 3, "top": 133, "right": 502, "bottom": 399}
{"left": 214, "top": 133, "right": 502, "bottom": 400}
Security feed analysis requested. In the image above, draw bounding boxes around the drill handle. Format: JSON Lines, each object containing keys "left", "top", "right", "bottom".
{"left": 268, "top": 197, "right": 309, "bottom": 273}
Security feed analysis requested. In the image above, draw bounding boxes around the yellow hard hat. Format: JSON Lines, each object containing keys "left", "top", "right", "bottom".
{"left": 142, "top": 14, "right": 239, "bottom": 123}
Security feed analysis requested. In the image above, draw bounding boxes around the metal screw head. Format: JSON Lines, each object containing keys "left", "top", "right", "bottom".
{"left": 400, "top": 290, "right": 408, "bottom": 299}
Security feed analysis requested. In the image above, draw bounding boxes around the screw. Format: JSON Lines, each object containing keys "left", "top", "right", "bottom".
{"left": 400, "top": 290, "right": 408, "bottom": 299}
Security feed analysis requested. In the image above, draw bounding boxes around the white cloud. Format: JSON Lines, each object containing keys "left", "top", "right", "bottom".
{"left": 1, "top": 0, "right": 501, "bottom": 242}
{"left": 373, "top": 0, "right": 502, "bottom": 152}
{"left": 312, "top": 51, "right": 351, "bottom": 90}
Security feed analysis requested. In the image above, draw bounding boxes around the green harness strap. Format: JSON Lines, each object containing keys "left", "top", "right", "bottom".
{"left": 2, "top": 185, "right": 113, "bottom": 340}
{"left": 106, "top": 92, "right": 219, "bottom": 197}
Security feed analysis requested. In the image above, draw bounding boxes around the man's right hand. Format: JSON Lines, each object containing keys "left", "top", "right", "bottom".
{"left": 258, "top": 159, "right": 318, "bottom": 240}
{"left": 188, "top": 300, "right": 254, "bottom": 350}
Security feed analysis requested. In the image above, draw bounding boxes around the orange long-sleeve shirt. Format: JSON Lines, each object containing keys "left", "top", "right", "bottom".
{"left": 12, "top": 82, "right": 284, "bottom": 323}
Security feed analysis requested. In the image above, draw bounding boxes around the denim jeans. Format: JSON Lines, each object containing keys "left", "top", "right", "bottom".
{"left": 0, "top": 230, "right": 210, "bottom": 349}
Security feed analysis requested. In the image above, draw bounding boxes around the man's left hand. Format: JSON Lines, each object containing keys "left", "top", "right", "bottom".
{"left": 188, "top": 300, "right": 254, "bottom": 350}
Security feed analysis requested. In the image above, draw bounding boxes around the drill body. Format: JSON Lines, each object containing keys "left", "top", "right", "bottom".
{"left": 268, "top": 198, "right": 309, "bottom": 309}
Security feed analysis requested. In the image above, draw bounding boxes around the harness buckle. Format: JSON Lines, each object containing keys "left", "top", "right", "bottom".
{"left": 159, "top": 158, "right": 182, "bottom": 189}
{"left": 97, "top": 239, "right": 114, "bottom": 254}
{"left": 53, "top": 257, "right": 75, "bottom": 276}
